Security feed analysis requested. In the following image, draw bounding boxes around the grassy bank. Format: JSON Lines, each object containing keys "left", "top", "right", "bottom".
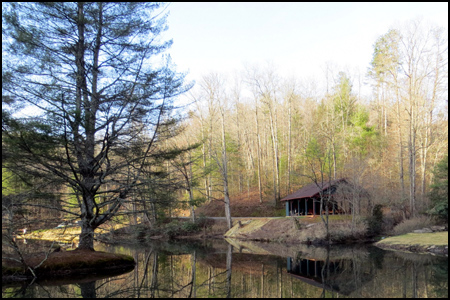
{"left": 224, "top": 215, "right": 368, "bottom": 244}
{"left": 375, "top": 232, "right": 448, "bottom": 255}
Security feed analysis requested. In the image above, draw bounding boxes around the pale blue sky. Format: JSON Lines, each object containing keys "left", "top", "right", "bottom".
{"left": 162, "top": 2, "right": 448, "bottom": 96}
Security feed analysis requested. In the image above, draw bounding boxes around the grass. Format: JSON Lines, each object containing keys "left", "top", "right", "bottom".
{"left": 226, "top": 218, "right": 273, "bottom": 238}
{"left": 377, "top": 232, "right": 448, "bottom": 247}
{"left": 18, "top": 222, "right": 128, "bottom": 244}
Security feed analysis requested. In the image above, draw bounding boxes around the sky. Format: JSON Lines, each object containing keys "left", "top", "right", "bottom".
{"left": 161, "top": 2, "right": 448, "bottom": 98}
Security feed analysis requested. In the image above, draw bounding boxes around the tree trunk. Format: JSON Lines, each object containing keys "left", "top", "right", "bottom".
{"left": 272, "top": 105, "right": 280, "bottom": 203}
{"left": 287, "top": 95, "right": 292, "bottom": 194}
{"left": 200, "top": 123, "right": 210, "bottom": 204}
{"left": 266, "top": 97, "right": 280, "bottom": 205}
{"left": 409, "top": 132, "right": 417, "bottom": 218}
{"left": 396, "top": 88, "right": 406, "bottom": 202}
{"left": 78, "top": 221, "right": 95, "bottom": 251}
{"left": 223, "top": 168, "right": 232, "bottom": 231}
{"left": 188, "top": 151, "right": 196, "bottom": 223}
{"left": 235, "top": 102, "right": 243, "bottom": 194}
{"left": 407, "top": 60, "right": 417, "bottom": 218}
{"left": 420, "top": 131, "right": 429, "bottom": 198}
{"left": 189, "top": 188, "right": 196, "bottom": 223}
{"left": 208, "top": 106, "right": 214, "bottom": 201}
{"left": 255, "top": 104, "right": 263, "bottom": 203}
{"left": 332, "top": 141, "right": 337, "bottom": 180}
{"left": 220, "top": 106, "right": 232, "bottom": 230}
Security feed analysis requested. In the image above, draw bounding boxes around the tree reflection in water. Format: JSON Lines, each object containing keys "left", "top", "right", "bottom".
{"left": 226, "top": 244, "right": 233, "bottom": 298}
{"left": 79, "top": 281, "right": 95, "bottom": 298}
{"left": 2, "top": 240, "right": 448, "bottom": 298}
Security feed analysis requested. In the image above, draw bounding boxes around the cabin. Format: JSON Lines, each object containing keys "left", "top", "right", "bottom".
{"left": 281, "top": 178, "right": 351, "bottom": 217}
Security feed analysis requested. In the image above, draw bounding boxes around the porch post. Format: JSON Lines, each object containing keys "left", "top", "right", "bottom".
{"left": 305, "top": 199, "right": 308, "bottom": 215}
{"left": 313, "top": 199, "right": 316, "bottom": 216}
{"left": 307, "top": 259, "right": 310, "bottom": 276}
{"left": 286, "top": 201, "right": 289, "bottom": 216}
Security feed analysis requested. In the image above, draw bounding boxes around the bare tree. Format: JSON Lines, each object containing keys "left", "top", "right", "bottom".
{"left": 246, "top": 64, "right": 281, "bottom": 204}
{"left": 199, "top": 73, "right": 232, "bottom": 229}
{"left": 303, "top": 135, "right": 334, "bottom": 243}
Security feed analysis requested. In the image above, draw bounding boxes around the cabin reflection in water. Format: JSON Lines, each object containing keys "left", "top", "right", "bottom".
{"left": 286, "top": 256, "right": 360, "bottom": 296}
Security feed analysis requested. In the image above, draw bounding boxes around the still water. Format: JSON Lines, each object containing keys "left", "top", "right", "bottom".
{"left": 2, "top": 238, "right": 448, "bottom": 298}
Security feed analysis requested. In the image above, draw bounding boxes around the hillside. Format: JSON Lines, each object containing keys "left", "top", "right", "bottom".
{"left": 194, "top": 188, "right": 286, "bottom": 218}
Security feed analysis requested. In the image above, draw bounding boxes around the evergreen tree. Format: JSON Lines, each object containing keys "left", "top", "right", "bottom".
{"left": 428, "top": 155, "right": 448, "bottom": 223}
{"left": 2, "top": 3, "right": 192, "bottom": 250}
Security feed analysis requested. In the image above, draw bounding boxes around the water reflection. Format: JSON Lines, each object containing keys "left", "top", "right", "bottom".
{"left": 286, "top": 247, "right": 376, "bottom": 297}
{"left": 2, "top": 239, "right": 448, "bottom": 298}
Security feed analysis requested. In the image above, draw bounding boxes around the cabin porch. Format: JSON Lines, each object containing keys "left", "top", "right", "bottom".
{"left": 285, "top": 198, "right": 341, "bottom": 217}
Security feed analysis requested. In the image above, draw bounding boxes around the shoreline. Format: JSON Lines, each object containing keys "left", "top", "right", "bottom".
{"left": 374, "top": 231, "right": 448, "bottom": 256}
{"left": 107, "top": 217, "right": 448, "bottom": 256}
{"left": 4, "top": 218, "right": 447, "bottom": 284}
{"left": 375, "top": 242, "right": 448, "bottom": 256}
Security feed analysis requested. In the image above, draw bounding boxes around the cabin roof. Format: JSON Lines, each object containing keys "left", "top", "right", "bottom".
{"left": 280, "top": 178, "right": 347, "bottom": 201}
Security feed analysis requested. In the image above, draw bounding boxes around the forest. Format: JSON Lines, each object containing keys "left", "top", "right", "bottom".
{"left": 173, "top": 21, "right": 448, "bottom": 225}
{"left": 2, "top": 3, "right": 448, "bottom": 251}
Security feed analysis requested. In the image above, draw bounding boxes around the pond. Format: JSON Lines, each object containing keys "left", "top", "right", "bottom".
{"left": 2, "top": 238, "right": 448, "bottom": 298}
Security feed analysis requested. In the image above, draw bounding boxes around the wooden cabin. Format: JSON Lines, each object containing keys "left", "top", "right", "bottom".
{"left": 281, "top": 178, "right": 350, "bottom": 217}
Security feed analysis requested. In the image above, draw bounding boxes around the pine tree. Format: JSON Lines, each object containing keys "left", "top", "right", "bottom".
{"left": 3, "top": 2, "right": 192, "bottom": 250}
{"left": 428, "top": 155, "right": 448, "bottom": 223}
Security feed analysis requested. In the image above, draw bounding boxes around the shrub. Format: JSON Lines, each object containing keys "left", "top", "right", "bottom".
{"left": 181, "top": 221, "right": 199, "bottom": 232}
{"left": 208, "top": 220, "right": 229, "bottom": 235}
{"left": 274, "top": 209, "right": 287, "bottom": 217}
{"left": 366, "top": 204, "right": 383, "bottom": 236}
{"left": 196, "top": 215, "right": 214, "bottom": 229}
{"left": 329, "top": 220, "right": 368, "bottom": 243}
{"left": 133, "top": 224, "right": 149, "bottom": 241}
{"left": 392, "top": 215, "right": 433, "bottom": 235}
{"left": 382, "top": 209, "right": 404, "bottom": 232}
{"left": 250, "top": 210, "right": 262, "bottom": 217}
{"left": 164, "top": 221, "right": 181, "bottom": 239}
{"left": 156, "top": 215, "right": 171, "bottom": 226}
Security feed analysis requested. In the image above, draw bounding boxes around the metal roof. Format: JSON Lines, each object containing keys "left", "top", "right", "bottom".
{"left": 280, "top": 179, "right": 347, "bottom": 201}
